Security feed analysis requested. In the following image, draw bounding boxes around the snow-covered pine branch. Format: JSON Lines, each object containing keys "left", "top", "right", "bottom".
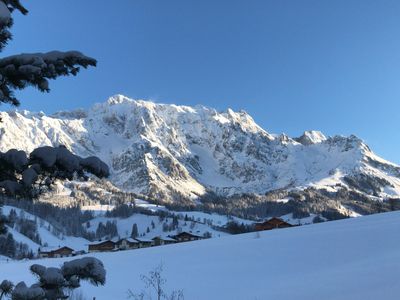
{"left": 0, "top": 51, "right": 97, "bottom": 106}
{"left": 1, "top": 0, "right": 27, "bottom": 15}
{"left": 8, "top": 257, "right": 106, "bottom": 300}
{"left": 0, "top": 1, "right": 97, "bottom": 106}
{"left": 0, "top": 0, "right": 28, "bottom": 50}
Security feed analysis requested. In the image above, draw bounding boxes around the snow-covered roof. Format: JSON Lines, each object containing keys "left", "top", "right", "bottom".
{"left": 118, "top": 238, "right": 139, "bottom": 244}
{"left": 152, "top": 236, "right": 176, "bottom": 242}
{"left": 39, "top": 246, "right": 74, "bottom": 253}
{"left": 174, "top": 231, "right": 202, "bottom": 238}
{"left": 163, "top": 236, "right": 177, "bottom": 242}
{"left": 135, "top": 238, "right": 153, "bottom": 243}
{"left": 89, "top": 240, "right": 116, "bottom": 246}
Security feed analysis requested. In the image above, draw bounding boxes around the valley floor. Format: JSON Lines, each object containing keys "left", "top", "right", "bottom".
{"left": 1, "top": 210, "right": 399, "bottom": 299}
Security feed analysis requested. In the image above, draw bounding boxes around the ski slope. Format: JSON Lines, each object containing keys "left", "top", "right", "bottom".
{"left": 1, "top": 211, "right": 399, "bottom": 300}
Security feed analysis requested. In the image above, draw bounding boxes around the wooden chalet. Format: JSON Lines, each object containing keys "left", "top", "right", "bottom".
{"left": 117, "top": 238, "right": 140, "bottom": 250}
{"left": 135, "top": 238, "right": 153, "bottom": 248}
{"left": 173, "top": 231, "right": 203, "bottom": 242}
{"left": 152, "top": 236, "right": 177, "bottom": 246}
{"left": 88, "top": 240, "right": 117, "bottom": 252}
{"left": 254, "top": 217, "right": 293, "bottom": 231}
{"left": 38, "top": 246, "right": 74, "bottom": 258}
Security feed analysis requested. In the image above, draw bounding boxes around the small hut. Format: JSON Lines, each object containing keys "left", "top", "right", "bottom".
{"left": 254, "top": 217, "right": 293, "bottom": 231}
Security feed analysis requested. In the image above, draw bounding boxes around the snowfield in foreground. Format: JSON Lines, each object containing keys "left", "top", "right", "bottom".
{"left": 1, "top": 211, "right": 400, "bottom": 300}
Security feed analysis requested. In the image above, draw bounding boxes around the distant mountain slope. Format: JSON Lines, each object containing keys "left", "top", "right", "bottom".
{"left": 0, "top": 95, "right": 399, "bottom": 204}
{"left": 0, "top": 203, "right": 238, "bottom": 259}
{"left": 2, "top": 206, "right": 89, "bottom": 253}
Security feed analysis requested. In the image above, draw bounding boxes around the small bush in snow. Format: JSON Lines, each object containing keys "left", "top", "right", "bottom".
{"left": 128, "top": 264, "right": 184, "bottom": 300}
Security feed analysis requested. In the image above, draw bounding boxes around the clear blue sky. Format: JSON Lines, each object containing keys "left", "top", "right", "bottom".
{"left": 3, "top": 0, "right": 400, "bottom": 163}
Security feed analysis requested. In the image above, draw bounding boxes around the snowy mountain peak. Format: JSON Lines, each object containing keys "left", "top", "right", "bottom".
{"left": 0, "top": 95, "right": 399, "bottom": 202}
{"left": 297, "top": 130, "right": 327, "bottom": 145}
{"left": 107, "top": 94, "right": 130, "bottom": 105}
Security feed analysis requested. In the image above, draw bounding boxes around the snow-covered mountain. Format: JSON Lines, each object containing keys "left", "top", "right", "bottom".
{"left": 1, "top": 95, "right": 400, "bottom": 203}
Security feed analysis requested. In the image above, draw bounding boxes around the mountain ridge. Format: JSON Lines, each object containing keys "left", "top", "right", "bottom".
{"left": 0, "top": 94, "right": 399, "bottom": 205}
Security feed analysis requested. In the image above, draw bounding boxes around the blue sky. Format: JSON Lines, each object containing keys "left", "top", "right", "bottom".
{"left": 4, "top": 0, "right": 400, "bottom": 163}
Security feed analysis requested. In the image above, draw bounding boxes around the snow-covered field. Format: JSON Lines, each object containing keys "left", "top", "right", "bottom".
{"left": 1, "top": 211, "right": 399, "bottom": 299}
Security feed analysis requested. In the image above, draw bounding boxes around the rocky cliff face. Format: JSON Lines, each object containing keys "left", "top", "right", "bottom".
{"left": 1, "top": 95, "right": 399, "bottom": 204}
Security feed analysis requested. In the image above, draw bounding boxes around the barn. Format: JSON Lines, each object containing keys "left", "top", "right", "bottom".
{"left": 254, "top": 217, "right": 293, "bottom": 231}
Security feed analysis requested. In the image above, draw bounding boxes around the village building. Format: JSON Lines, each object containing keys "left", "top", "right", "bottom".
{"left": 152, "top": 236, "right": 177, "bottom": 246}
{"left": 172, "top": 231, "right": 203, "bottom": 242}
{"left": 88, "top": 240, "right": 117, "bottom": 253}
{"left": 117, "top": 238, "right": 140, "bottom": 250}
{"left": 73, "top": 250, "right": 86, "bottom": 256}
{"left": 254, "top": 217, "right": 293, "bottom": 231}
{"left": 135, "top": 238, "right": 153, "bottom": 248}
{"left": 38, "top": 246, "right": 74, "bottom": 258}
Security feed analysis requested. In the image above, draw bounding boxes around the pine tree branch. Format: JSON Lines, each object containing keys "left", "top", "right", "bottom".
{"left": 0, "top": 51, "right": 97, "bottom": 106}
{"left": 3, "top": 0, "right": 28, "bottom": 15}
{"left": 0, "top": 1, "right": 28, "bottom": 50}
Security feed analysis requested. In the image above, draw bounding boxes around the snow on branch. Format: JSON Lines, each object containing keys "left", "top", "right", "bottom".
{"left": 0, "top": 51, "right": 97, "bottom": 106}
{"left": 2, "top": 0, "right": 28, "bottom": 15}
{"left": 0, "top": 0, "right": 28, "bottom": 50}
{"left": 7, "top": 258, "right": 106, "bottom": 299}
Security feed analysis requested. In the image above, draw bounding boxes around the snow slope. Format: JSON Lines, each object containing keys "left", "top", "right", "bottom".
{"left": 86, "top": 213, "right": 229, "bottom": 240}
{"left": 1, "top": 211, "right": 399, "bottom": 300}
{"left": 1, "top": 203, "right": 240, "bottom": 259}
{"left": 1, "top": 95, "right": 400, "bottom": 202}
{"left": 2, "top": 206, "right": 89, "bottom": 252}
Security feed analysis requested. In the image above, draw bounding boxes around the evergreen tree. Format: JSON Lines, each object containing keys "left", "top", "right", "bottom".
{"left": 0, "top": 210, "right": 6, "bottom": 235}
{"left": 96, "top": 222, "right": 105, "bottom": 239}
{"left": 4, "top": 233, "right": 15, "bottom": 257}
{"left": 130, "top": 223, "right": 138, "bottom": 238}
{"left": 162, "top": 222, "right": 168, "bottom": 232}
{"left": 7, "top": 208, "right": 16, "bottom": 227}
{"left": 172, "top": 216, "right": 179, "bottom": 230}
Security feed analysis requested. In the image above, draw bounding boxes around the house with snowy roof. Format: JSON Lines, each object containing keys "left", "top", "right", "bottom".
{"left": 152, "top": 236, "right": 177, "bottom": 246}
{"left": 172, "top": 231, "right": 203, "bottom": 242}
{"left": 38, "top": 246, "right": 74, "bottom": 258}
{"left": 88, "top": 240, "right": 117, "bottom": 252}
{"left": 134, "top": 238, "right": 154, "bottom": 248}
{"left": 116, "top": 238, "right": 140, "bottom": 250}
